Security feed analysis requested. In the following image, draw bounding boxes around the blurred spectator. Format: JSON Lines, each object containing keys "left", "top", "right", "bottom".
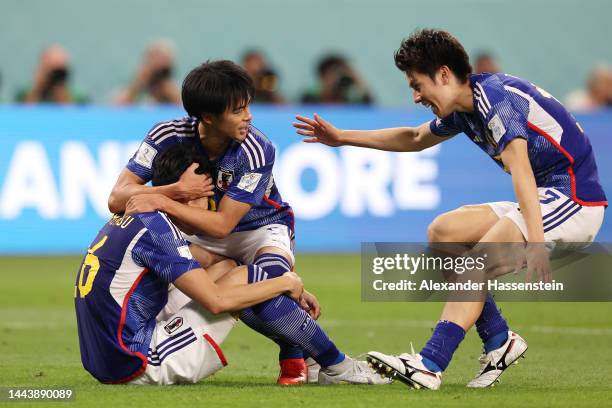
{"left": 112, "top": 40, "right": 181, "bottom": 105}
{"left": 301, "top": 54, "right": 373, "bottom": 104}
{"left": 565, "top": 64, "right": 612, "bottom": 112}
{"left": 241, "top": 49, "right": 285, "bottom": 104}
{"left": 16, "top": 45, "right": 88, "bottom": 104}
{"left": 474, "top": 52, "right": 500, "bottom": 74}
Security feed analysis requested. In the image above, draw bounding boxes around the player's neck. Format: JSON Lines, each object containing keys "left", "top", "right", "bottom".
{"left": 198, "top": 122, "right": 232, "bottom": 160}
{"left": 454, "top": 84, "right": 474, "bottom": 113}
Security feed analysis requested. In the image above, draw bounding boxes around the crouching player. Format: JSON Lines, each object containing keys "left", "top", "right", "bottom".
{"left": 75, "top": 144, "right": 389, "bottom": 385}
{"left": 109, "top": 60, "right": 314, "bottom": 384}
{"left": 294, "top": 29, "right": 606, "bottom": 390}
{"left": 74, "top": 164, "right": 303, "bottom": 384}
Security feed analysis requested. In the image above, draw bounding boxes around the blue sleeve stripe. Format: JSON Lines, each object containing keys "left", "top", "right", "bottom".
{"left": 241, "top": 135, "right": 267, "bottom": 170}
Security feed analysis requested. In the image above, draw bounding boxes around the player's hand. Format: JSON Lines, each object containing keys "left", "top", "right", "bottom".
{"left": 299, "top": 290, "right": 321, "bottom": 320}
{"left": 174, "top": 163, "right": 215, "bottom": 201}
{"left": 293, "top": 113, "right": 344, "bottom": 147}
{"left": 282, "top": 272, "right": 304, "bottom": 302}
{"left": 125, "top": 193, "right": 169, "bottom": 215}
{"left": 525, "top": 243, "right": 552, "bottom": 283}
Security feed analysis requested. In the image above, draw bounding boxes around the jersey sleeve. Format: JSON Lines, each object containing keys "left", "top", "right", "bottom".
{"left": 131, "top": 212, "right": 201, "bottom": 283}
{"left": 126, "top": 124, "right": 164, "bottom": 183}
{"left": 429, "top": 114, "right": 463, "bottom": 137}
{"left": 474, "top": 79, "right": 529, "bottom": 154}
{"left": 224, "top": 136, "right": 275, "bottom": 206}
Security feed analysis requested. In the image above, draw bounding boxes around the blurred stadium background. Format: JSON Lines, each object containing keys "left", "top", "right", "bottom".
{"left": 0, "top": 1, "right": 611, "bottom": 405}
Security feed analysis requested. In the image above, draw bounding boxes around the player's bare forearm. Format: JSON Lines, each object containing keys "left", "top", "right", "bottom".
{"left": 174, "top": 268, "right": 303, "bottom": 314}
{"left": 162, "top": 199, "right": 230, "bottom": 238}
{"left": 502, "top": 139, "right": 545, "bottom": 242}
{"left": 294, "top": 114, "right": 446, "bottom": 152}
{"left": 214, "top": 274, "right": 302, "bottom": 312}
{"left": 108, "top": 181, "right": 177, "bottom": 213}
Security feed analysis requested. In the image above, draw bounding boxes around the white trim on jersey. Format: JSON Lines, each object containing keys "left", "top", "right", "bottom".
{"left": 246, "top": 134, "right": 266, "bottom": 166}
{"left": 475, "top": 82, "right": 492, "bottom": 110}
{"left": 109, "top": 228, "right": 148, "bottom": 306}
{"left": 158, "top": 212, "right": 182, "bottom": 241}
{"left": 473, "top": 86, "right": 490, "bottom": 118}
{"left": 148, "top": 120, "right": 197, "bottom": 145}
{"left": 240, "top": 134, "right": 266, "bottom": 170}
{"left": 504, "top": 85, "right": 563, "bottom": 144}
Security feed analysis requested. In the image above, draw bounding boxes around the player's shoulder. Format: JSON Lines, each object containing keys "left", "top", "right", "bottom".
{"left": 133, "top": 211, "right": 184, "bottom": 244}
{"left": 237, "top": 124, "right": 275, "bottom": 169}
{"left": 471, "top": 73, "right": 508, "bottom": 102}
{"left": 145, "top": 116, "right": 198, "bottom": 147}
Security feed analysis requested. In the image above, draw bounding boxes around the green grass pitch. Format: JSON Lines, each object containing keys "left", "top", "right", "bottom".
{"left": 1, "top": 254, "right": 611, "bottom": 407}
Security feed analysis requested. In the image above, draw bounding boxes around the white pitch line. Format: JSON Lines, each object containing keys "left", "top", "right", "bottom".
{"left": 322, "top": 319, "right": 612, "bottom": 336}
{"left": 2, "top": 318, "right": 611, "bottom": 337}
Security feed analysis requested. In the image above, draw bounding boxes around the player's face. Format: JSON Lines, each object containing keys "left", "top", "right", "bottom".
{"left": 208, "top": 101, "right": 253, "bottom": 141}
{"left": 407, "top": 69, "right": 456, "bottom": 118}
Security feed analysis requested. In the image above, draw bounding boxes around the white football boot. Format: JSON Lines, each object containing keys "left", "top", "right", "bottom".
{"left": 366, "top": 351, "right": 442, "bottom": 390}
{"left": 466, "top": 330, "right": 528, "bottom": 388}
{"left": 305, "top": 357, "right": 321, "bottom": 384}
{"left": 318, "top": 356, "right": 391, "bottom": 385}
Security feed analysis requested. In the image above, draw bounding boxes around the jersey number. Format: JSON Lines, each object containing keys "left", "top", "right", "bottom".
{"left": 75, "top": 235, "right": 108, "bottom": 298}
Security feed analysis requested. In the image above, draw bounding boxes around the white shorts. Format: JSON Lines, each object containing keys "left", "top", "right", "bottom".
{"left": 487, "top": 188, "right": 605, "bottom": 245}
{"left": 130, "top": 301, "right": 237, "bottom": 385}
{"left": 184, "top": 223, "right": 295, "bottom": 265}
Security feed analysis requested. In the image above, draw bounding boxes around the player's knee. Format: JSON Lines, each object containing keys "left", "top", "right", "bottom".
{"left": 427, "top": 213, "right": 454, "bottom": 243}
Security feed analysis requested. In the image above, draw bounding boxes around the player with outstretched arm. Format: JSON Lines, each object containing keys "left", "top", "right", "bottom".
{"left": 294, "top": 29, "right": 607, "bottom": 390}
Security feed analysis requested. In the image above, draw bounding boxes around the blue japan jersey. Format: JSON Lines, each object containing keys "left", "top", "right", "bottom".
{"left": 74, "top": 212, "right": 200, "bottom": 383}
{"left": 126, "top": 117, "right": 294, "bottom": 232}
{"left": 430, "top": 73, "right": 607, "bottom": 206}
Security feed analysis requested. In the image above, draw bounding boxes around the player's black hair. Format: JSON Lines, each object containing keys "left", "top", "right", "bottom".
{"left": 182, "top": 60, "right": 254, "bottom": 118}
{"left": 151, "top": 144, "right": 214, "bottom": 187}
{"left": 394, "top": 29, "right": 472, "bottom": 83}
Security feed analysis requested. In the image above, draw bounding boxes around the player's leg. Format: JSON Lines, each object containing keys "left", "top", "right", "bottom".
{"left": 131, "top": 298, "right": 238, "bottom": 385}
{"left": 236, "top": 225, "right": 309, "bottom": 385}
{"left": 427, "top": 204, "right": 501, "bottom": 243}
{"left": 214, "top": 264, "right": 388, "bottom": 385}
{"left": 428, "top": 203, "right": 516, "bottom": 361}
{"left": 367, "top": 217, "right": 524, "bottom": 390}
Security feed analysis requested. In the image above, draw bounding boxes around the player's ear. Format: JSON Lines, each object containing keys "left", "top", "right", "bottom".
{"left": 439, "top": 66, "right": 451, "bottom": 85}
{"left": 201, "top": 113, "right": 215, "bottom": 125}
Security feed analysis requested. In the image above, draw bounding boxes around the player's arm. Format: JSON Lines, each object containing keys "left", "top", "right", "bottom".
{"left": 125, "top": 193, "right": 251, "bottom": 239}
{"left": 108, "top": 164, "right": 213, "bottom": 213}
{"left": 174, "top": 267, "right": 303, "bottom": 314}
{"left": 500, "top": 139, "right": 544, "bottom": 241}
{"left": 293, "top": 113, "right": 449, "bottom": 152}
{"left": 500, "top": 138, "right": 551, "bottom": 281}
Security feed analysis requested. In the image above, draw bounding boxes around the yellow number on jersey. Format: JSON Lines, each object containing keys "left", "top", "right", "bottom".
{"left": 75, "top": 235, "right": 108, "bottom": 298}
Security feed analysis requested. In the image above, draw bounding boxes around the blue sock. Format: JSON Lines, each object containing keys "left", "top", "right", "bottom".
{"left": 420, "top": 320, "right": 465, "bottom": 372}
{"left": 239, "top": 290, "right": 344, "bottom": 367}
{"left": 249, "top": 254, "right": 304, "bottom": 360}
{"left": 476, "top": 293, "right": 509, "bottom": 353}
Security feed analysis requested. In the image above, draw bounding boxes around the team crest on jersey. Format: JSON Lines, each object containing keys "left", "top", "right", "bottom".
{"left": 216, "top": 168, "right": 234, "bottom": 191}
{"left": 164, "top": 316, "right": 184, "bottom": 335}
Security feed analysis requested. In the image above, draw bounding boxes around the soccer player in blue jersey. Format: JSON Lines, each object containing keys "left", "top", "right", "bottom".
{"left": 108, "top": 60, "right": 383, "bottom": 385}
{"left": 294, "top": 29, "right": 607, "bottom": 390}
{"left": 78, "top": 143, "right": 388, "bottom": 385}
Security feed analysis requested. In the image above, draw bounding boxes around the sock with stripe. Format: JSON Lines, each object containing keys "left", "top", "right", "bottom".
{"left": 419, "top": 320, "right": 466, "bottom": 372}
{"left": 239, "top": 291, "right": 344, "bottom": 367}
{"left": 244, "top": 255, "right": 304, "bottom": 361}
{"left": 476, "top": 293, "right": 509, "bottom": 353}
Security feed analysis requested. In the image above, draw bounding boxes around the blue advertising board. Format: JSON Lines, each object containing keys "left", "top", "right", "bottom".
{"left": 0, "top": 105, "right": 610, "bottom": 253}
